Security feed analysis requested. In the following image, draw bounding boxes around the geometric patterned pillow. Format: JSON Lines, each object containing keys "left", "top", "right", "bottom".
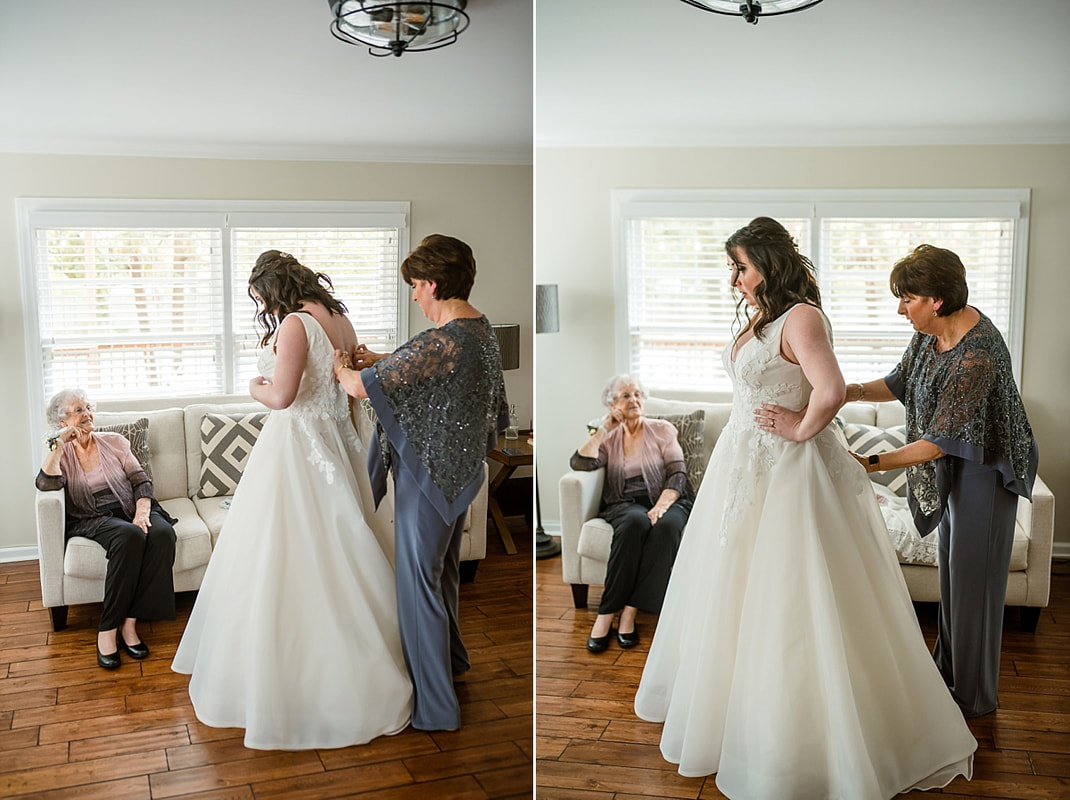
{"left": 841, "top": 422, "right": 908, "bottom": 497}
{"left": 649, "top": 410, "right": 706, "bottom": 497}
{"left": 97, "top": 417, "right": 152, "bottom": 481}
{"left": 196, "top": 412, "right": 268, "bottom": 498}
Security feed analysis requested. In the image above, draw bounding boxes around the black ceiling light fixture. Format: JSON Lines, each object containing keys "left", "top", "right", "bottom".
{"left": 679, "top": 0, "right": 824, "bottom": 25}
{"left": 327, "top": 1, "right": 469, "bottom": 57}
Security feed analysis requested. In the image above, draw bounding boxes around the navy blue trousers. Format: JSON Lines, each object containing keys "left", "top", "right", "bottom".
{"left": 392, "top": 461, "right": 469, "bottom": 731}
{"left": 933, "top": 460, "right": 1019, "bottom": 717}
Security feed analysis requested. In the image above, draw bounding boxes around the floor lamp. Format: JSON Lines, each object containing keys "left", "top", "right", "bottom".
{"left": 535, "top": 284, "right": 562, "bottom": 559}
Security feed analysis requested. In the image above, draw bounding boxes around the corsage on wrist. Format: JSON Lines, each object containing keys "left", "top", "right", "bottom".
{"left": 46, "top": 433, "right": 61, "bottom": 452}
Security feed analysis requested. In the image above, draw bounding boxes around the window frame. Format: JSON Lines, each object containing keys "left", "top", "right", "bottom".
{"left": 611, "top": 188, "right": 1030, "bottom": 399}
{"left": 18, "top": 197, "right": 410, "bottom": 454}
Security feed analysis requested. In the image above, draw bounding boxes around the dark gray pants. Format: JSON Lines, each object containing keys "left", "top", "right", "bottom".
{"left": 393, "top": 462, "right": 469, "bottom": 731}
{"left": 599, "top": 497, "right": 690, "bottom": 615}
{"left": 933, "top": 459, "right": 1019, "bottom": 717}
{"left": 82, "top": 510, "right": 176, "bottom": 631}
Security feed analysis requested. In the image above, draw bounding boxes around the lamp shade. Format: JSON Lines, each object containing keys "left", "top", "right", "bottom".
{"left": 492, "top": 323, "right": 521, "bottom": 371}
{"left": 536, "top": 284, "right": 559, "bottom": 334}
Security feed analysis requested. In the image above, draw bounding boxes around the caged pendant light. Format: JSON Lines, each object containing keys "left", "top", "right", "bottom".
{"left": 328, "top": 1, "right": 470, "bottom": 57}
{"left": 679, "top": 0, "right": 824, "bottom": 26}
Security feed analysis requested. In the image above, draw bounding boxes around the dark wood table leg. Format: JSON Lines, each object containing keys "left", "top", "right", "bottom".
{"left": 488, "top": 464, "right": 519, "bottom": 555}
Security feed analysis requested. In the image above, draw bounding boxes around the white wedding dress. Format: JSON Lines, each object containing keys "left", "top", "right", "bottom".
{"left": 634, "top": 306, "right": 975, "bottom": 798}
{"left": 172, "top": 312, "right": 412, "bottom": 750}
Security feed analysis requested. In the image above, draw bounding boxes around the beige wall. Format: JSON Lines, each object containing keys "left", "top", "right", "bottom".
{"left": 536, "top": 144, "right": 1070, "bottom": 547}
{"left": 0, "top": 154, "right": 532, "bottom": 552}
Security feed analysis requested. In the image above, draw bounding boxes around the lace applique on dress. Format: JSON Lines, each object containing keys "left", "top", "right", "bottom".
{"left": 262, "top": 313, "right": 357, "bottom": 484}
{"left": 716, "top": 306, "right": 827, "bottom": 546}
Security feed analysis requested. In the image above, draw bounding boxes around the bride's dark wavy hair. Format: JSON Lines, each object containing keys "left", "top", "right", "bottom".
{"left": 725, "top": 217, "right": 821, "bottom": 341}
{"left": 248, "top": 250, "right": 348, "bottom": 346}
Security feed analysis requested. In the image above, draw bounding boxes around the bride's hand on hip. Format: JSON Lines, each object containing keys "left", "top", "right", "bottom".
{"left": 754, "top": 403, "right": 804, "bottom": 441}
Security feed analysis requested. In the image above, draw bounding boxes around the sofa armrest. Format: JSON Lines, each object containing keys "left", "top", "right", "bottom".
{"left": 35, "top": 490, "right": 67, "bottom": 608}
{"left": 559, "top": 468, "right": 605, "bottom": 585}
{"left": 1021, "top": 474, "right": 1055, "bottom": 608}
{"left": 465, "top": 463, "right": 489, "bottom": 561}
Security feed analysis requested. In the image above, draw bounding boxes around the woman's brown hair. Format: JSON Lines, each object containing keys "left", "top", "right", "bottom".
{"left": 725, "top": 217, "right": 821, "bottom": 341}
{"left": 248, "top": 250, "right": 348, "bottom": 346}
{"left": 400, "top": 234, "right": 476, "bottom": 301}
{"left": 889, "top": 244, "right": 969, "bottom": 316}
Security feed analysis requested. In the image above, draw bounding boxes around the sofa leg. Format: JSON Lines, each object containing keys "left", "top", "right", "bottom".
{"left": 1020, "top": 606, "right": 1041, "bottom": 633}
{"left": 459, "top": 560, "right": 478, "bottom": 584}
{"left": 49, "top": 605, "right": 68, "bottom": 632}
{"left": 570, "top": 584, "right": 589, "bottom": 609}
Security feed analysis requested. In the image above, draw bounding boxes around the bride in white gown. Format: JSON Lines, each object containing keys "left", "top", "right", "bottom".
{"left": 633, "top": 219, "right": 975, "bottom": 798}
{"left": 172, "top": 250, "right": 411, "bottom": 750}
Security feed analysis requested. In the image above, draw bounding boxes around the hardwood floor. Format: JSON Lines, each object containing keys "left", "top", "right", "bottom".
{"left": 537, "top": 556, "right": 1070, "bottom": 799}
{"left": 0, "top": 517, "right": 533, "bottom": 799}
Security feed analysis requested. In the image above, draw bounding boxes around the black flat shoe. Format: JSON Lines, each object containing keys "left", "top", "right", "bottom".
{"left": 117, "top": 632, "right": 149, "bottom": 659}
{"left": 96, "top": 646, "right": 120, "bottom": 670}
{"left": 587, "top": 631, "right": 612, "bottom": 653}
{"left": 617, "top": 628, "right": 639, "bottom": 649}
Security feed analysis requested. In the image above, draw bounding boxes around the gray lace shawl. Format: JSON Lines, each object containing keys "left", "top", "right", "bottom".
{"left": 886, "top": 310, "right": 1037, "bottom": 533}
{"left": 364, "top": 315, "right": 508, "bottom": 521}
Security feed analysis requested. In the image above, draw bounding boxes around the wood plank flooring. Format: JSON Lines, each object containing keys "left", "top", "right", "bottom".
{"left": 0, "top": 516, "right": 533, "bottom": 799}
{"left": 537, "top": 556, "right": 1070, "bottom": 799}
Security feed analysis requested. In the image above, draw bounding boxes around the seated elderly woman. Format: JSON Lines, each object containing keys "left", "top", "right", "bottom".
{"left": 35, "top": 388, "right": 176, "bottom": 670}
{"left": 570, "top": 375, "right": 693, "bottom": 653}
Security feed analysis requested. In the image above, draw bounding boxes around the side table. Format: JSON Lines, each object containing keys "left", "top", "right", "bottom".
{"left": 487, "top": 433, "right": 533, "bottom": 555}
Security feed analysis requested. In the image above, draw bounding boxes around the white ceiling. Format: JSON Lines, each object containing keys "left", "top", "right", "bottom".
{"left": 536, "top": 0, "right": 1070, "bottom": 148}
{"left": 0, "top": 0, "right": 532, "bottom": 164}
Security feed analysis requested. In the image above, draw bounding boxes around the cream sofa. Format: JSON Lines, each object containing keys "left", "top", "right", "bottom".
{"left": 35, "top": 401, "right": 488, "bottom": 632}
{"left": 559, "top": 396, "right": 1055, "bottom": 632}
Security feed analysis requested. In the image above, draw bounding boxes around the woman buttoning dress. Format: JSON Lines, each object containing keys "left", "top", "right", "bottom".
{"left": 633, "top": 218, "right": 976, "bottom": 798}
{"left": 172, "top": 250, "right": 411, "bottom": 750}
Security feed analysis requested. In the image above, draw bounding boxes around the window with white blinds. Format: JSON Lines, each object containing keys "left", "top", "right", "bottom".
{"left": 19, "top": 199, "right": 410, "bottom": 409}
{"left": 613, "top": 190, "right": 1029, "bottom": 396}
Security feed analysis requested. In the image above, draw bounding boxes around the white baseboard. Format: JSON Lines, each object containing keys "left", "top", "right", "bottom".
{"left": 0, "top": 546, "right": 38, "bottom": 563}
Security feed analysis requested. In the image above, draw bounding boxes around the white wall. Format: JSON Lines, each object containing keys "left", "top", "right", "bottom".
{"left": 1, "top": 154, "right": 532, "bottom": 552}
{"left": 536, "top": 144, "right": 1070, "bottom": 546}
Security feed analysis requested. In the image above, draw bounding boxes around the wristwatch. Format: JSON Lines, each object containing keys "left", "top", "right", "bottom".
{"left": 868, "top": 454, "right": 880, "bottom": 472}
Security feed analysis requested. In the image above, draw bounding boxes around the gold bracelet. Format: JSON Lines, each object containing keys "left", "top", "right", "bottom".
{"left": 856, "top": 382, "right": 865, "bottom": 402}
{"left": 335, "top": 363, "right": 348, "bottom": 375}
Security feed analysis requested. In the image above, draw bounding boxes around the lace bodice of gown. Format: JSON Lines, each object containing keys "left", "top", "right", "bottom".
{"left": 257, "top": 312, "right": 350, "bottom": 424}
{"left": 724, "top": 309, "right": 812, "bottom": 417}
{"left": 257, "top": 312, "right": 358, "bottom": 485}
{"left": 715, "top": 306, "right": 857, "bottom": 545}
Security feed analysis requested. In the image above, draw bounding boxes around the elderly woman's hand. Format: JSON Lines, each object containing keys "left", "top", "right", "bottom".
{"left": 602, "top": 407, "right": 625, "bottom": 433}
{"left": 647, "top": 503, "right": 670, "bottom": 525}
{"left": 132, "top": 508, "right": 151, "bottom": 534}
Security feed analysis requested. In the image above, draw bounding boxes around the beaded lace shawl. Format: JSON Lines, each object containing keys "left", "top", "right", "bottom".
{"left": 886, "top": 310, "right": 1037, "bottom": 533}
{"left": 364, "top": 315, "right": 508, "bottom": 522}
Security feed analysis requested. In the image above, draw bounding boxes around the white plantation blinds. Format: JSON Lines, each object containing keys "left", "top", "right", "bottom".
{"left": 625, "top": 217, "right": 809, "bottom": 391}
{"left": 819, "top": 218, "right": 1018, "bottom": 380}
{"left": 35, "top": 226, "right": 224, "bottom": 398}
{"left": 230, "top": 228, "right": 403, "bottom": 382}
{"left": 20, "top": 200, "right": 409, "bottom": 406}
{"left": 615, "top": 191, "right": 1028, "bottom": 395}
